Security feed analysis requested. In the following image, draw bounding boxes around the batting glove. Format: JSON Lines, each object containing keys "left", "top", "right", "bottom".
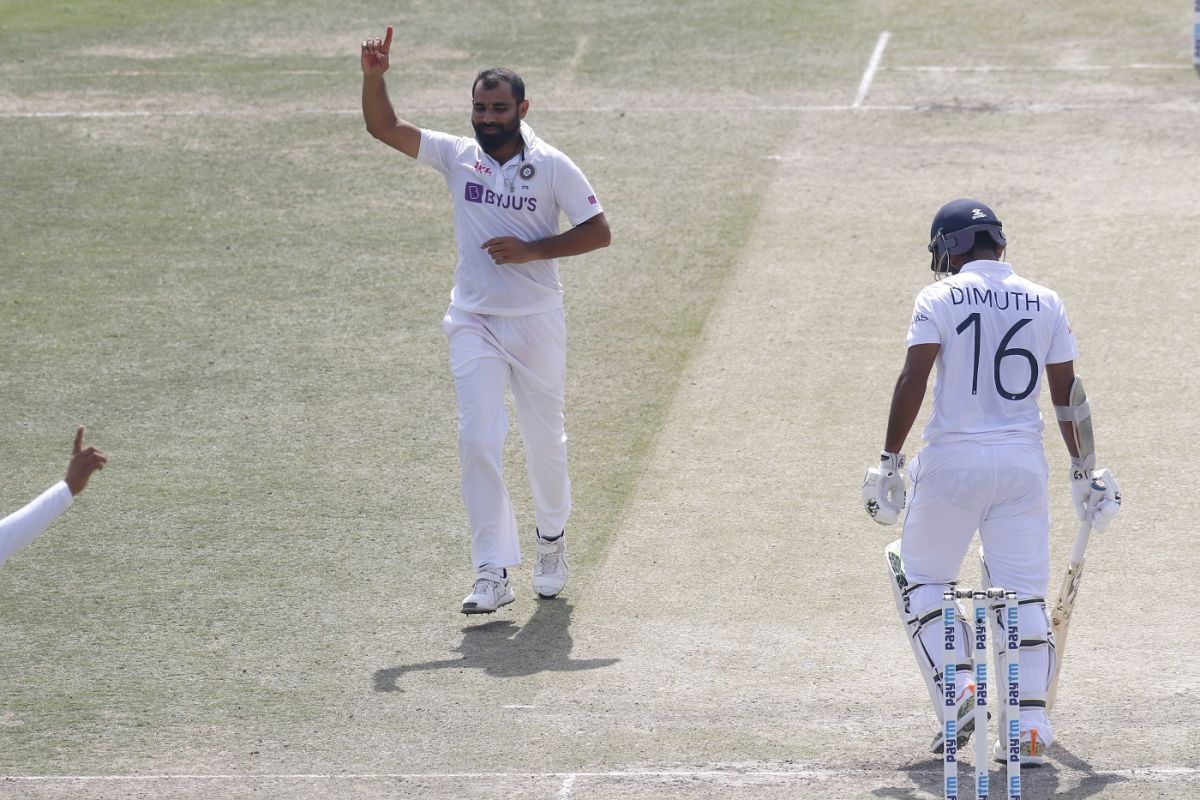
{"left": 1068, "top": 453, "right": 1097, "bottom": 522}
{"left": 1085, "top": 468, "right": 1122, "bottom": 532}
{"left": 862, "top": 451, "right": 906, "bottom": 526}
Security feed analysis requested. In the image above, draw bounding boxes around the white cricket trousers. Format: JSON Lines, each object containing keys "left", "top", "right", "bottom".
{"left": 901, "top": 440, "right": 1054, "bottom": 741}
{"left": 443, "top": 305, "right": 571, "bottom": 574}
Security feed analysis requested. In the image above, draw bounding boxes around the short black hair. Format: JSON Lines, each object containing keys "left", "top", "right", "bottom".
{"left": 965, "top": 230, "right": 1005, "bottom": 258}
{"left": 472, "top": 68, "right": 525, "bottom": 104}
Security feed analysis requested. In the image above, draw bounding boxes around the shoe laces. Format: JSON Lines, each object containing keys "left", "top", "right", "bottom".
{"left": 473, "top": 573, "right": 504, "bottom": 594}
{"left": 535, "top": 550, "right": 562, "bottom": 573}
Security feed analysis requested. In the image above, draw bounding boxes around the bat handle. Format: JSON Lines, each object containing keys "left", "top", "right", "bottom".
{"left": 1068, "top": 519, "right": 1091, "bottom": 565}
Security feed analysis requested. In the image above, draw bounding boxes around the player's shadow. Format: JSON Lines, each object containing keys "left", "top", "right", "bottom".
{"left": 872, "top": 742, "right": 1127, "bottom": 800}
{"left": 373, "top": 600, "right": 618, "bottom": 690}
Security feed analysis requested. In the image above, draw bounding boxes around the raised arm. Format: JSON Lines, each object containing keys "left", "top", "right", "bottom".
{"left": 1, "top": 427, "right": 106, "bottom": 567}
{"left": 361, "top": 26, "right": 422, "bottom": 158}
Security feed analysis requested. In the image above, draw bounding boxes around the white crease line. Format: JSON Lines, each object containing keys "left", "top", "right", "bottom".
{"left": 10, "top": 63, "right": 1185, "bottom": 80}
{"left": 567, "top": 34, "right": 590, "bottom": 77}
{"left": 4, "top": 69, "right": 339, "bottom": 77}
{"left": 852, "top": 31, "right": 892, "bottom": 109}
{"left": 558, "top": 773, "right": 577, "bottom": 798}
{"left": 888, "top": 63, "right": 1188, "bottom": 72}
{"left": 4, "top": 101, "right": 1200, "bottom": 120}
{"left": 5, "top": 767, "right": 1199, "bottom": 782}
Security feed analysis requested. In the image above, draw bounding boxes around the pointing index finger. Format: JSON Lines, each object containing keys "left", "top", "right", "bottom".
{"left": 73, "top": 425, "right": 84, "bottom": 454}
{"left": 382, "top": 25, "right": 393, "bottom": 53}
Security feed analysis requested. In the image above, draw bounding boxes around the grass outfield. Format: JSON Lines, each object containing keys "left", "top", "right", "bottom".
{"left": 2, "top": 1, "right": 1199, "bottom": 798}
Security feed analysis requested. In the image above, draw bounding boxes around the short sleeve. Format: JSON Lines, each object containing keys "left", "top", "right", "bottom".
{"left": 1045, "top": 298, "right": 1079, "bottom": 364}
{"left": 416, "top": 129, "right": 460, "bottom": 175}
{"left": 552, "top": 154, "right": 603, "bottom": 226}
{"left": 906, "top": 290, "right": 942, "bottom": 347}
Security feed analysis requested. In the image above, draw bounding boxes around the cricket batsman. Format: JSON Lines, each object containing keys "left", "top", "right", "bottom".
{"left": 863, "top": 199, "right": 1121, "bottom": 764}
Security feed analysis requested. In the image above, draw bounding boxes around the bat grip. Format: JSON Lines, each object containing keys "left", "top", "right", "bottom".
{"left": 1069, "top": 519, "right": 1091, "bottom": 565}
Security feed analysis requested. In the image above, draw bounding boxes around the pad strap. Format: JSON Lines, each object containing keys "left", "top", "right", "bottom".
{"left": 1054, "top": 398, "right": 1091, "bottom": 424}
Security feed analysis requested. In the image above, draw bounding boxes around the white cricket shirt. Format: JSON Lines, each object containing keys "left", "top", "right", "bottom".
{"left": 417, "top": 121, "right": 603, "bottom": 316}
{"left": 0, "top": 480, "right": 74, "bottom": 567}
{"left": 907, "top": 260, "right": 1077, "bottom": 446}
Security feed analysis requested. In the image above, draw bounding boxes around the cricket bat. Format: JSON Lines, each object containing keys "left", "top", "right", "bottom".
{"left": 1046, "top": 376, "right": 1097, "bottom": 712}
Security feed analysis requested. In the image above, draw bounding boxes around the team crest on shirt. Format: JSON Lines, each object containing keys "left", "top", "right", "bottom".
{"left": 518, "top": 162, "right": 536, "bottom": 180}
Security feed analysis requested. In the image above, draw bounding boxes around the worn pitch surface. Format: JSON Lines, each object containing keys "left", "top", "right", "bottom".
{"left": 1, "top": 1, "right": 1197, "bottom": 798}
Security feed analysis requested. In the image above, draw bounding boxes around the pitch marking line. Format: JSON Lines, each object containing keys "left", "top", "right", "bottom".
{"left": 887, "top": 63, "right": 1187, "bottom": 72}
{"left": 852, "top": 31, "right": 892, "bottom": 109}
{"left": 5, "top": 767, "right": 1199, "bottom": 782}
{"left": 5, "top": 99, "right": 1200, "bottom": 120}
{"left": 11, "top": 62, "right": 1187, "bottom": 81}
{"left": 567, "top": 34, "right": 591, "bottom": 77}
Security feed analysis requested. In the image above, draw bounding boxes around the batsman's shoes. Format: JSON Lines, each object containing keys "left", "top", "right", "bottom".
{"left": 993, "top": 729, "right": 1047, "bottom": 766}
{"left": 461, "top": 570, "right": 515, "bottom": 614}
{"left": 532, "top": 533, "right": 568, "bottom": 599}
{"left": 929, "top": 681, "right": 980, "bottom": 755}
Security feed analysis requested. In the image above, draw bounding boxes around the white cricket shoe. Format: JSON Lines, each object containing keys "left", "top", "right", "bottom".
{"left": 461, "top": 570, "right": 515, "bottom": 614}
{"left": 993, "top": 728, "right": 1048, "bottom": 766}
{"left": 929, "top": 681, "right": 980, "bottom": 755}
{"left": 532, "top": 533, "right": 568, "bottom": 599}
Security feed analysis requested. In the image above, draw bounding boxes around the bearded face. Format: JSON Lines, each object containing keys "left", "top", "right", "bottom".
{"left": 471, "top": 80, "right": 525, "bottom": 155}
{"left": 472, "top": 112, "right": 520, "bottom": 152}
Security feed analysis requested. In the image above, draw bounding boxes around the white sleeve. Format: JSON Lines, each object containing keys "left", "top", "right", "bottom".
{"left": 552, "top": 154, "right": 602, "bottom": 226}
{"left": 906, "top": 290, "right": 943, "bottom": 347}
{"left": 1046, "top": 298, "right": 1079, "bottom": 364}
{"left": 416, "top": 129, "right": 460, "bottom": 176}
{"left": 0, "top": 481, "right": 74, "bottom": 568}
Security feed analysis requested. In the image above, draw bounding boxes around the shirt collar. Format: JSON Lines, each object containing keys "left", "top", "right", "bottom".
{"left": 519, "top": 121, "right": 537, "bottom": 152}
{"left": 959, "top": 259, "right": 1013, "bottom": 274}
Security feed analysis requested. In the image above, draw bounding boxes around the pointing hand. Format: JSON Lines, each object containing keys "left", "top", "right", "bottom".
{"left": 361, "top": 26, "right": 393, "bottom": 76}
{"left": 64, "top": 426, "right": 107, "bottom": 497}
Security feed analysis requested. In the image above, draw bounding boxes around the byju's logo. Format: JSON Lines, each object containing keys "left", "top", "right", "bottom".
{"left": 463, "top": 181, "right": 538, "bottom": 212}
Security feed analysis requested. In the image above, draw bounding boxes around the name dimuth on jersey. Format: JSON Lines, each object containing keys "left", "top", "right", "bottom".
{"left": 949, "top": 286, "right": 1043, "bottom": 312}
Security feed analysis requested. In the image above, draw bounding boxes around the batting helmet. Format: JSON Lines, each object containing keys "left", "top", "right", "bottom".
{"left": 927, "top": 198, "right": 1006, "bottom": 278}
